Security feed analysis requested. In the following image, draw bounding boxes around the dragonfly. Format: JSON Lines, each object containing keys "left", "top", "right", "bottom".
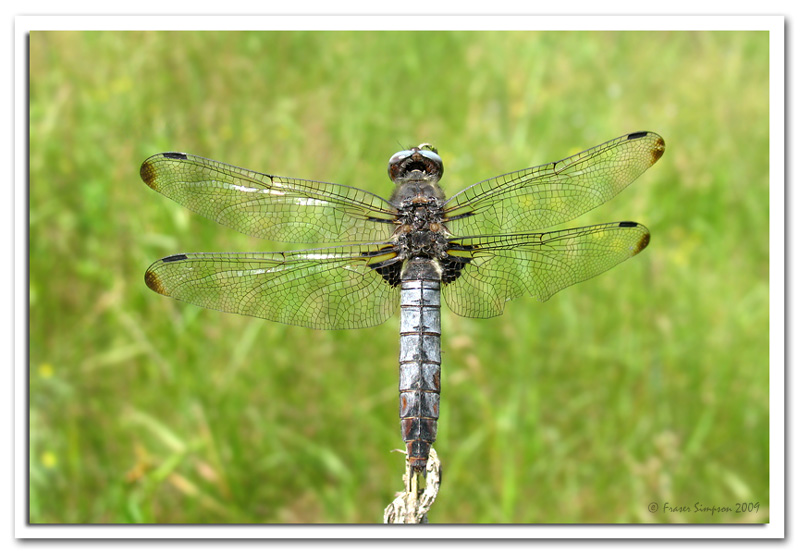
{"left": 142, "top": 131, "right": 665, "bottom": 472}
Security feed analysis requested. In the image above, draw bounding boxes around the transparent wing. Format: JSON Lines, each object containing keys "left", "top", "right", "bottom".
{"left": 144, "top": 244, "right": 400, "bottom": 329}
{"left": 443, "top": 132, "right": 664, "bottom": 235}
{"left": 141, "top": 152, "right": 398, "bottom": 243}
{"left": 442, "top": 222, "right": 650, "bottom": 318}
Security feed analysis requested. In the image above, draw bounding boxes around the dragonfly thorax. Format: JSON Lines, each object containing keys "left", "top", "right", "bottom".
{"left": 389, "top": 171, "right": 446, "bottom": 207}
{"left": 395, "top": 224, "right": 449, "bottom": 261}
{"left": 392, "top": 185, "right": 450, "bottom": 264}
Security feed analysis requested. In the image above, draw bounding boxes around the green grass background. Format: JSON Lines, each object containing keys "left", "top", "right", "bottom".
{"left": 29, "top": 30, "right": 770, "bottom": 524}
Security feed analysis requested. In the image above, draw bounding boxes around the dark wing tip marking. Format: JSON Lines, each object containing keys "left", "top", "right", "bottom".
{"left": 140, "top": 152, "right": 188, "bottom": 188}
{"left": 144, "top": 267, "right": 166, "bottom": 294}
{"left": 633, "top": 229, "right": 651, "bottom": 255}
{"left": 139, "top": 159, "right": 156, "bottom": 188}
{"left": 651, "top": 136, "right": 666, "bottom": 164}
{"left": 617, "top": 222, "right": 650, "bottom": 254}
{"left": 145, "top": 254, "right": 188, "bottom": 294}
{"left": 625, "top": 131, "right": 666, "bottom": 165}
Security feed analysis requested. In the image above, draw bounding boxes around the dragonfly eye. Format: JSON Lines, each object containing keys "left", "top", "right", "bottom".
{"left": 388, "top": 150, "right": 414, "bottom": 166}
{"left": 388, "top": 145, "right": 444, "bottom": 183}
{"left": 418, "top": 148, "right": 443, "bottom": 166}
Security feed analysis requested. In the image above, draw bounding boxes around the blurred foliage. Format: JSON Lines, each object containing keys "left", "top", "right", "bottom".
{"left": 29, "top": 30, "right": 769, "bottom": 524}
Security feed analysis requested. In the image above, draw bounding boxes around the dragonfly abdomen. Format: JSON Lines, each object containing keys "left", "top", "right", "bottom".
{"left": 398, "top": 260, "right": 442, "bottom": 472}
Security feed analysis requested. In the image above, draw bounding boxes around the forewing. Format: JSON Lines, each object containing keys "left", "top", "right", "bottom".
{"left": 144, "top": 244, "right": 400, "bottom": 329}
{"left": 444, "top": 132, "right": 664, "bottom": 235}
{"left": 442, "top": 222, "right": 650, "bottom": 318}
{"left": 141, "top": 152, "right": 397, "bottom": 243}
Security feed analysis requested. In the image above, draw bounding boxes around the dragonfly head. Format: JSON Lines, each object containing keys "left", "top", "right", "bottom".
{"left": 388, "top": 143, "right": 444, "bottom": 184}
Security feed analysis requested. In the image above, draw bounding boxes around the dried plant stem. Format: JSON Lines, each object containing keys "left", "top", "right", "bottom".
{"left": 383, "top": 448, "right": 441, "bottom": 524}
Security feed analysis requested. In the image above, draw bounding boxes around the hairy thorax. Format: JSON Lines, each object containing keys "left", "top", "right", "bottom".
{"left": 391, "top": 172, "right": 450, "bottom": 263}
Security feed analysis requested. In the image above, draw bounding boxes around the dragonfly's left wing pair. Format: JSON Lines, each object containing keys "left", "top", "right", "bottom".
{"left": 142, "top": 152, "right": 401, "bottom": 328}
